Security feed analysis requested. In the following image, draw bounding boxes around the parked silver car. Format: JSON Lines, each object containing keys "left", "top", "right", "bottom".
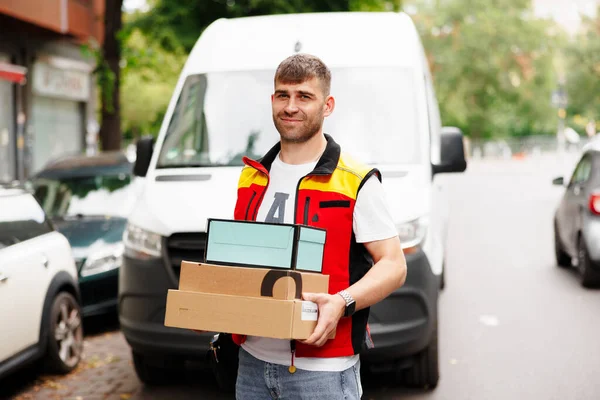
{"left": 553, "top": 141, "right": 600, "bottom": 287}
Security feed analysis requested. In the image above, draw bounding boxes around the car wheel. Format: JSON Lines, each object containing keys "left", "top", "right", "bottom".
{"left": 577, "top": 236, "right": 600, "bottom": 288}
{"left": 401, "top": 320, "right": 439, "bottom": 389}
{"left": 132, "top": 352, "right": 184, "bottom": 385}
{"left": 45, "top": 292, "right": 84, "bottom": 374}
{"left": 554, "top": 224, "right": 571, "bottom": 268}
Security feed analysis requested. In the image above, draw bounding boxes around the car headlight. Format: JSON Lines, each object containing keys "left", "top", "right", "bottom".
{"left": 81, "top": 243, "right": 124, "bottom": 277}
{"left": 123, "top": 223, "right": 163, "bottom": 259}
{"left": 396, "top": 217, "right": 429, "bottom": 252}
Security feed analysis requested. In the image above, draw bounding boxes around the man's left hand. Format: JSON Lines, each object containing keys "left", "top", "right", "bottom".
{"left": 300, "top": 292, "right": 346, "bottom": 347}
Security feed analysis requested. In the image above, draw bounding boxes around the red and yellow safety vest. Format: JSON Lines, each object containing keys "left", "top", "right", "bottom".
{"left": 232, "top": 134, "right": 380, "bottom": 358}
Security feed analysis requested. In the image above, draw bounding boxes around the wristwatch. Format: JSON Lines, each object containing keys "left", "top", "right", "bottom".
{"left": 337, "top": 290, "right": 356, "bottom": 317}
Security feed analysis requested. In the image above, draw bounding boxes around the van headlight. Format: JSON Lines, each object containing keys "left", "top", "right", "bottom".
{"left": 123, "top": 223, "right": 163, "bottom": 259}
{"left": 396, "top": 217, "right": 428, "bottom": 251}
{"left": 81, "top": 243, "right": 124, "bottom": 277}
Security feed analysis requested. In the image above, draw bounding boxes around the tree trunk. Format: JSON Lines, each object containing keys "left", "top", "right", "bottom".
{"left": 99, "top": 0, "right": 123, "bottom": 151}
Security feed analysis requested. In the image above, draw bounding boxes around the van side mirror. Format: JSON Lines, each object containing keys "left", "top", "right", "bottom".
{"left": 133, "top": 136, "right": 155, "bottom": 177}
{"left": 432, "top": 127, "right": 467, "bottom": 175}
{"left": 552, "top": 176, "right": 565, "bottom": 186}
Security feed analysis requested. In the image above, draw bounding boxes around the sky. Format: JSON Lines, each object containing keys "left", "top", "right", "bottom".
{"left": 123, "top": 0, "right": 149, "bottom": 13}
{"left": 533, "top": 0, "right": 598, "bottom": 33}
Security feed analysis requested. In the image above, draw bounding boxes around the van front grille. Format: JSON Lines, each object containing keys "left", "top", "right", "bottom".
{"left": 164, "top": 232, "right": 207, "bottom": 281}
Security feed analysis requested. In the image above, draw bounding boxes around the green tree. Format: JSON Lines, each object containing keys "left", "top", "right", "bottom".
{"left": 408, "top": 0, "right": 561, "bottom": 139}
{"left": 565, "top": 7, "right": 600, "bottom": 129}
{"left": 119, "top": 28, "right": 186, "bottom": 141}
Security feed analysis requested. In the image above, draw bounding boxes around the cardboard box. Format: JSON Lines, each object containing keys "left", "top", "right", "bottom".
{"left": 178, "top": 261, "right": 328, "bottom": 300}
{"left": 164, "top": 261, "right": 331, "bottom": 340}
{"left": 205, "top": 218, "right": 326, "bottom": 272}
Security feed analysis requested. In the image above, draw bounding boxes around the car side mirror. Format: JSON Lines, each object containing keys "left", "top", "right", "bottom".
{"left": 552, "top": 176, "right": 565, "bottom": 186}
{"left": 433, "top": 127, "right": 467, "bottom": 175}
{"left": 133, "top": 136, "right": 155, "bottom": 177}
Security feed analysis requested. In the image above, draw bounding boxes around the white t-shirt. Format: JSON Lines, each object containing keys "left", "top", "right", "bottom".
{"left": 241, "top": 152, "right": 397, "bottom": 372}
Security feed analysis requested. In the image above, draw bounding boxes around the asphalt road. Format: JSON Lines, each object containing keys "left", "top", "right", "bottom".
{"left": 7, "top": 152, "right": 600, "bottom": 400}
{"left": 363, "top": 153, "right": 600, "bottom": 400}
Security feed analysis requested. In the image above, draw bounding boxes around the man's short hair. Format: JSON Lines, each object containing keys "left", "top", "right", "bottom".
{"left": 274, "top": 54, "right": 331, "bottom": 96}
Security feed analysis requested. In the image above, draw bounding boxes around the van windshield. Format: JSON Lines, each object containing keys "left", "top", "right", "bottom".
{"left": 157, "top": 67, "right": 420, "bottom": 168}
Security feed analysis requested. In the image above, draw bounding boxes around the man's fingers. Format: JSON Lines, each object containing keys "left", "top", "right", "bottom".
{"left": 302, "top": 292, "right": 323, "bottom": 303}
{"left": 314, "top": 325, "right": 335, "bottom": 347}
{"left": 303, "top": 319, "right": 328, "bottom": 345}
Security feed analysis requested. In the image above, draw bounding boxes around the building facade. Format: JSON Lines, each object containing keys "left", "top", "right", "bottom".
{"left": 0, "top": 0, "right": 104, "bottom": 182}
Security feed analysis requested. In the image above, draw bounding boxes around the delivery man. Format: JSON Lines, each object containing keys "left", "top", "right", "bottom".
{"left": 232, "top": 53, "right": 407, "bottom": 399}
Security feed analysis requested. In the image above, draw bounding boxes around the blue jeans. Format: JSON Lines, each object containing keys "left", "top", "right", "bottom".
{"left": 236, "top": 348, "right": 363, "bottom": 400}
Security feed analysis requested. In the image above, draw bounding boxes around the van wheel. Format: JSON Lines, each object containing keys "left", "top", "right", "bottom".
{"left": 401, "top": 321, "right": 439, "bottom": 389}
{"left": 45, "top": 292, "right": 84, "bottom": 374}
{"left": 554, "top": 225, "right": 571, "bottom": 268}
{"left": 132, "top": 352, "right": 183, "bottom": 385}
{"left": 578, "top": 236, "right": 600, "bottom": 288}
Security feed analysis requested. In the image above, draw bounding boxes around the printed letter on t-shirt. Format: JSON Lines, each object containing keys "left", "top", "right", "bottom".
{"left": 265, "top": 192, "right": 289, "bottom": 224}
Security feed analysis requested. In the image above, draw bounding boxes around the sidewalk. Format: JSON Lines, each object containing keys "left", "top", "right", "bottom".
{"left": 6, "top": 315, "right": 227, "bottom": 400}
{"left": 12, "top": 331, "right": 140, "bottom": 400}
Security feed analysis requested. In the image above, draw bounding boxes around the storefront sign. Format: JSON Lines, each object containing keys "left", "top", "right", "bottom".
{"left": 0, "top": 62, "right": 27, "bottom": 85}
{"left": 32, "top": 62, "right": 90, "bottom": 101}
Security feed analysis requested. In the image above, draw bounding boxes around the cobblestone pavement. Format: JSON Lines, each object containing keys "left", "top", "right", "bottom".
{"left": 2, "top": 320, "right": 408, "bottom": 400}
{"left": 1, "top": 316, "right": 226, "bottom": 400}
{"left": 10, "top": 331, "right": 141, "bottom": 400}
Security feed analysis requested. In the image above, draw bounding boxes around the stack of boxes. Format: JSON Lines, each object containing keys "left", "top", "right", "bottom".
{"left": 164, "top": 219, "right": 330, "bottom": 339}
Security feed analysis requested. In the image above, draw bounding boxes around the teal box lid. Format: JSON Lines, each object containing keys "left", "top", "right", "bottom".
{"left": 205, "top": 219, "right": 326, "bottom": 273}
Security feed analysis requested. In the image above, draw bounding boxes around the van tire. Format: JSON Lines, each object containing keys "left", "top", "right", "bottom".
{"left": 401, "top": 321, "right": 439, "bottom": 389}
{"left": 132, "top": 352, "right": 183, "bottom": 386}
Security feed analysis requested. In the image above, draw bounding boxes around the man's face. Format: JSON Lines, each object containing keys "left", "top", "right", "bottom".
{"left": 271, "top": 77, "right": 334, "bottom": 144}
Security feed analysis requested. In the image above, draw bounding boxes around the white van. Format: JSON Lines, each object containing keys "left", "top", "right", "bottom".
{"left": 119, "top": 11, "right": 466, "bottom": 388}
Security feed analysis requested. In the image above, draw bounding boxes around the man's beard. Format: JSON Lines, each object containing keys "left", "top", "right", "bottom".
{"left": 273, "top": 112, "right": 323, "bottom": 144}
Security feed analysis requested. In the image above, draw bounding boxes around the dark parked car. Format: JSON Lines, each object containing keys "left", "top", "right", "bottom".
{"left": 30, "top": 152, "right": 142, "bottom": 316}
{"left": 553, "top": 141, "right": 600, "bottom": 287}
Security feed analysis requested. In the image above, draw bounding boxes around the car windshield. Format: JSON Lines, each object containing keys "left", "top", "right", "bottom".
{"left": 32, "top": 174, "right": 138, "bottom": 219}
{"left": 157, "top": 67, "right": 421, "bottom": 168}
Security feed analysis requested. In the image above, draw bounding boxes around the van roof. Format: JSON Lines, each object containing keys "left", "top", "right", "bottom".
{"left": 185, "top": 12, "right": 423, "bottom": 74}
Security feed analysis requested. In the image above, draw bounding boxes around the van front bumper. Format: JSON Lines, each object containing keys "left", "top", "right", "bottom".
{"left": 361, "top": 249, "right": 438, "bottom": 365}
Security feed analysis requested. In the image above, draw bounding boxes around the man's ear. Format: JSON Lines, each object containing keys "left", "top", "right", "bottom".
{"left": 324, "top": 95, "right": 335, "bottom": 117}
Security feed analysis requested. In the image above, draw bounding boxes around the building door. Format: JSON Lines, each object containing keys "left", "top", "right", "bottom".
{"left": 30, "top": 59, "right": 90, "bottom": 174}
{"left": 31, "top": 96, "right": 82, "bottom": 173}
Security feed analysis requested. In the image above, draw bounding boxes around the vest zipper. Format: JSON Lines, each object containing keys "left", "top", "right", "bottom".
{"left": 244, "top": 190, "right": 257, "bottom": 221}
{"left": 303, "top": 197, "right": 311, "bottom": 225}
{"left": 293, "top": 171, "right": 327, "bottom": 225}
{"left": 289, "top": 340, "right": 296, "bottom": 373}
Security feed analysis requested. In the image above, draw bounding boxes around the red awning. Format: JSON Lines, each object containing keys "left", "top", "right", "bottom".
{"left": 0, "top": 62, "right": 27, "bottom": 85}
